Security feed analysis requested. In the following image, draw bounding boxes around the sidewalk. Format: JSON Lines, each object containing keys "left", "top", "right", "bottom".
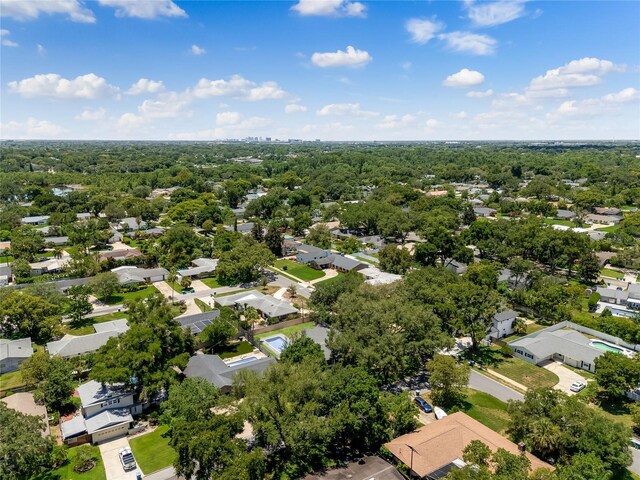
{"left": 484, "top": 368, "right": 528, "bottom": 392}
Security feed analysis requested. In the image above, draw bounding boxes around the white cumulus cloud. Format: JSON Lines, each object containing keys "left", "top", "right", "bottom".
{"left": 98, "top": 0, "right": 187, "bottom": 19}
{"left": 285, "top": 104, "right": 308, "bottom": 113}
{"left": 138, "top": 91, "right": 191, "bottom": 118}
{"left": 316, "top": 103, "right": 378, "bottom": 117}
{"left": 291, "top": 0, "right": 366, "bottom": 18}
{"left": 126, "top": 78, "right": 165, "bottom": 95}
{"left": 1, "top": 118, "right": 67, "bottom": 139}
{"left": 467, "top": 89, "right": 494, "bottom": 98}
{"left": 1, "top": 29, "right": 18, "bottom": 47}
{"left": 311, "top": 45, "right": 372, "bottom": 68}
{"left": 405, "top": 18, "right": 445, "bottom": 44}
{"left": 8, "top": 73, "right": 120, "bottom": 99}
{"left": 529, "top": 57, "right": 626, "bottom": 91}
{"left": 216, "top": 111, "right": 242, "bottom": 126}
{"left": 75, "top": 107, "right": 106, "bottom": 121}
{"left": 0, "top": 0, "right": 96, "bottom": 23}
{"left": 602, "top": 87, "right": 639, "bottom": 104}
{"left": 465, "top": 0, "right": 527, "bottom": 27}
{"left": 192, "top": 75, "right": 290, "bottom": 101}
{"left": 376, "top": 114, "right": 416, "bottom": 129}
{"left": 443, "top": 68, "right": 485, "bottom": 87}
{"left": 191, "top": 44, "right": 206, "bottom": 56}
{"left": 438, "top": 31, "right": 497, "bottom": 55}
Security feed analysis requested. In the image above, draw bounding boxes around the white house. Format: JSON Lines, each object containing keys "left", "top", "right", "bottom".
{"left": 489, "top": 310, "right": 519, "bottom": 339}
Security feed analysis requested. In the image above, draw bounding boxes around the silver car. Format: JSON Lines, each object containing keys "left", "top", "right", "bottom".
{"left": 119, "top": 447, "right": 137, "bottom": 471}
{"left": 570, "top": 381, "right": 586, "bottom": 392}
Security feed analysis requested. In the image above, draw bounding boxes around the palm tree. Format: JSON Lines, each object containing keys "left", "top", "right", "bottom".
{"left": 529, "top": 418, "right": 560, "bottom": 457}
{"left": 167, "top": 269, "right": 177, "bottom": 303}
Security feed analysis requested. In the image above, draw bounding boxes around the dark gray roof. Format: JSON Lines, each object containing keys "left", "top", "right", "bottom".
{"left": 176, "top": 309, "right": 221, "bottom": 334}
{"left": 304, "top": 326, "right": 330, "bottom": 360}
{"left": 329, "top": 254, "right": 366, "bottom": 271}
{"left": 296, "top": 243, "right": 327, "bottom": 255}
{"left": 494, "top": 310, "right": 518, "bottom": 323}
{"left": 556, "top": 209, "right": 576, "bottom": 219}
{"left": 304, "top": 456, "right": 404, "bottom": 480}
{"left": 184, "top": 354, "right": 276, "bottom": 388}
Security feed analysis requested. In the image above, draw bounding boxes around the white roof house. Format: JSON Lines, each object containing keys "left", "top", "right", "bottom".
{"left": 177, "top": 258, "right": 218, "bottom": 279}
{"left": 0, "top": 337, "right": 33, "bottom": 373}
{"left": 216, "top": 290, "right": 298, "bottom": 319}
{"left": 47, "top": 320, "right": 129, "bottom": 358}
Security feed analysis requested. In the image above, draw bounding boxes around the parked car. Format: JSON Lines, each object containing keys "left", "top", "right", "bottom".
{"left": 414, "top": 397, "right": 433, "bottom": 413}
{"left": 181, "top": 287, "right": 195, "bottom": 294}
{"left": 119, "top": 447, "right": 137, "bottom": 471}
{"left": 570, "top": 381, "right": 586, "bottom": 392}
{"left": 630, "top": 438, "right": 640, "bottom": 450}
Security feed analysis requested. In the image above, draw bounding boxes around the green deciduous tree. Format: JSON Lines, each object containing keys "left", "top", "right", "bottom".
{"left": 87, "top": 271, "right": 120, "bottom": 302}
{"left": 216, "top": 238, "right": 275, "bottom": 284}
{"left": 0, "top": 290, "right": 62, "bottom": 343}
{"left": 426, "top": 354, "right": 470, "bottom": 408}
{"left": 594, "top": 351, "right": 640, "bottom": 399}
{"left": 378, "top": 244, "right": 413, "bottom": 275}
{"left": 65, "top": 285, "right": 93, "bottom": 323}
{"left": 305, "top": 224, "right": 332, "bottom": 249}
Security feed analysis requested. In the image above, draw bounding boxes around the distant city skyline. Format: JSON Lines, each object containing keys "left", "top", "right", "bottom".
{"left": 1, "top": 0, "right": 639, "bottom": 141}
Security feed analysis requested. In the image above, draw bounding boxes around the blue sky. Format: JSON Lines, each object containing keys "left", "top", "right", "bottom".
{"left": 1, "top": 0, "right": 639, "bottom": 140}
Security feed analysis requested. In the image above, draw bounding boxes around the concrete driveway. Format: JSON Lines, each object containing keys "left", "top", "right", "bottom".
{"left": 542, "top": 360, "right": 587, "bottom": 395}
{"left": 98, "top": 436, "right": 140, "bottom": 480}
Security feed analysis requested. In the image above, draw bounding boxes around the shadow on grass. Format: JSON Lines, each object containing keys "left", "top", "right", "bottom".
{"left": 459, "top": 346, "right": 508, "bottom": 368}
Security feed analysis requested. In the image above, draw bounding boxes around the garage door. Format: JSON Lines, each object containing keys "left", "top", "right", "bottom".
{"left": 92, "top": 423, "right": 129, "bottom": 444}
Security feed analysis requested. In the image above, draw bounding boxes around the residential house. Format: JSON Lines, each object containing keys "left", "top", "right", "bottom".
{"left": 177, "top": 310, "right": 221, "bottom": 335}
{"left": 76, "top": 212, "right": 92, "bottom": 221}
{"left": 585, "top": 214, "right": 622, "bottom": 226}
{"left": 304, "top": 456, "right": 403, "bottom": 480}
{"left": 216, "top": 290, "right": 299, "bottom": 321}
{"left": 445, "top": 260, "right": 468, "bottom": 275}
{"left": 29, "top": 257, "right": 70, "bottom": 276}
{"left": 118, "top": 217, "right": 147, "bottom": 232}
{"left": 44, "top": 236, "right": 69, "bottom": 246}
{"left": 183, "top": 353, "right": 276, "bottom": 393}
{"left": 594, "top": 207, "right": 622, "bottom": 216}
{"left": 296, "top": 243, "right": 331, "bottom": 264}
{"left": 489, "top": 310, "right": 519, "bottom": 339}
{"left": 99, "top": 248, "right": 144, "bottom": 262}
{"left": 0, "top": 337, "right": 33, "bottom": 373}
{"left": 177, "top": 258, "right": 218, "bottom": 280}
{"left": 385, "top": 412, "right": 552, "bottom": 479}
{"left": 597, "top": 284, "right": 640, "bottom": 310}
{"left": 473, "top": 207, "right": 497, "bottom": 218}
{"left": 61, "top": 380, "right": 142, "bottom": 445}
{"left": 508, "top": 321, "right": 636, "bottom": 373}
{"left": 224, "top": 222, "right": 256, "bottom": 235}
{"left": 129, "top": 227, "right": 165, "bottom": 239}
{"left": 108, "top": 228, "right": 123, "bottom": 244}
{"left": 111, "top": 265, "right": 168, "bottom": 284}
{"left": 2, "top": 393, "right": 50, "bottom": 437}
{"left": 21, "top": 215, "right": 50, "bottom": 225}
{"left": 556, "top": 209, "right": 576, "bottom": 220}
{"left": 359, "top": 266, "right": 402, "bottom": 285}
{"left": 0, "top": 265, "right": 12, "bottom": 286}
{"left": 303, "top": 325, "right": 331, "bottom": 360}
{"left": 311, "top": 254, "right": 367, "bottom": 273}
{"left": 47, "top": 320, "right": 129, "bottom": 358}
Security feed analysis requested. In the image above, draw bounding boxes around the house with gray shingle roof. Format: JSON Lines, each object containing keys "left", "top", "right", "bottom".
{"left": 0, "top": 337, "right": 33, "bottom": 373}
{"left": 183, "top": 353, "right": 275, "bottom": 393}
{"left": 46, "top": 320, "right": 129, "bottom": 358}
{"left": 489, "top": 310, "right": 518, "bottom": 339}
{"left": 216, "top": 290, "right": 299, "bottom": 320}
{"left": 177, "top": 310, "right": 221, "bottom": 335}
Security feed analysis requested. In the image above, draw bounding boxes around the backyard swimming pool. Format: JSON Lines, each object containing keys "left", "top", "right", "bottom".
{"left": 226, "top": 356, "right": 258, "bottom": 367}
{"left": 262, "top": 334, "right": 289, "bottom": 356}
{"left": 591, "top": 341, "right": 625, "bottom": 354}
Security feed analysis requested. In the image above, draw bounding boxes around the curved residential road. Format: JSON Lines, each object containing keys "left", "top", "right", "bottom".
{"left": 469, "top": 370, "right": 524, "bottom": 403}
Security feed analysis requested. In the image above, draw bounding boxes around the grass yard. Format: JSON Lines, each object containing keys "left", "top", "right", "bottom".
{"left": 600, "top": 267, "right": 625, "bottom": 279}
{"left": 63, "top": 311, "right": 129, "bottom": 336}
{"left": 255, "top": 321, "right": 315, "bottom": 340}
{"left": 129, "top": 425, "right": 177, "bottom": 475}
{"left": 200, "top": 276, "right": 222, "bottom": 288}
{"left": 195, "top": 298, "right": 212, "bottom": 312}
{"left": 0, "top": 370, "right": 25, "bottom": 392}
{"left": 460, "top": 389, "right": 511, "bottom": 433}
{"left": 503, "top": 322, "right": 545, "bottom": 343}
{"left": 314, "top": 273, "right": 345, "bottom": 286}
{"left": 216, "top": 340, "right": 254, "bottom": 359}
{"left": 104, "top": 285, "right": 158, "bottom": 305}
{"left": 87, "top": 312, "right": 130, "bottom": 322}
{"left": 167, "top": 280, "right": 183, "bottom": 293}
{"left": 465, "top": 347, "right": 558, "bottom": 389}
{"left": 33, "top": 445, "right": 106, "bottom": 480}
{"left": 596, "top": 225, "right": 620, "bottom": 233}
{"left": 543, "top": 218, "right": 575, "bottom": 227}
{"left": 274, "top": 259, "right": 325, "bottom": 281}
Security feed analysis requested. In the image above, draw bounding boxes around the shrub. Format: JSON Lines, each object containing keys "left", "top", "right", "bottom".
{"left": 73, "top": 445, "right": 96, "bottom": 473}
{"left": 588, "top": 292, "right": 600, "bottom": 311}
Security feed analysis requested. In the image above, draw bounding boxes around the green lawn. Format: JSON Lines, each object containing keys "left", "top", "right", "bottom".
{"left": 167, "top": 280, "right": 183, "bottom": 293}
{"left": 195, "top": 298, "right": 212, "bottom": 312}
{"left": 200, "top": 277, "right": 222, "bottom": 288}
{"left": 314, "top": 273, "right": 345, "bottom": 286}
{"left": 543, "top": 218, "right": 575, "bottom": 227}
{"left": 596, "top": 225, "right": 620, "bottom": 233}
{"left": 255, "top": 321, "right": 315, "bottom": 341}
{"left": 36, "top": 251, "right": 55, "bottom": 258}
{"left": 0, "top": 255, "right": 15, "bottom": 263}
{"left": 216, "top": 340, "right": 254, "bottom": 359}
{"left": 503, "top": 322, "right": 545, "bottom": 343}
{"left": 274, "top": 259, "right": 325, "bottom": 281}
{"left": 465, "top": 347, "right": 558, "bottom": 389}
{"left": 129, "top": 425, "right": 177, "bottom": 475}
{"left": 460, "top": 389, "right": 511, "bottom": 433}
{"left": 63, "top": 312, "right": 129, "bottom": 336}
{"left": 33, "top": 445, "right": 106, "bottom": 480}
{"left": 0, "top": 370, "right": 25, "bottom": 392}
{"left": 600, "top": 267, "right": 625, "bottom": 279}
{"left": 104, "top": 285, "right": 158, "bottom": 305}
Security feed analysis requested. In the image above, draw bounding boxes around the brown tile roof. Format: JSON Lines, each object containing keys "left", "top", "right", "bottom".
{"left": 384, "top": 412, "right": 552, "bottom": 478}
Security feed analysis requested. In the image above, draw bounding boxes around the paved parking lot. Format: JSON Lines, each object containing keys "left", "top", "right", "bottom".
{"left": 98, "top": 437, "right": 141, "bottom": 480}
{"left": 542, "top": 360, "right": 587, "bottom": 395}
